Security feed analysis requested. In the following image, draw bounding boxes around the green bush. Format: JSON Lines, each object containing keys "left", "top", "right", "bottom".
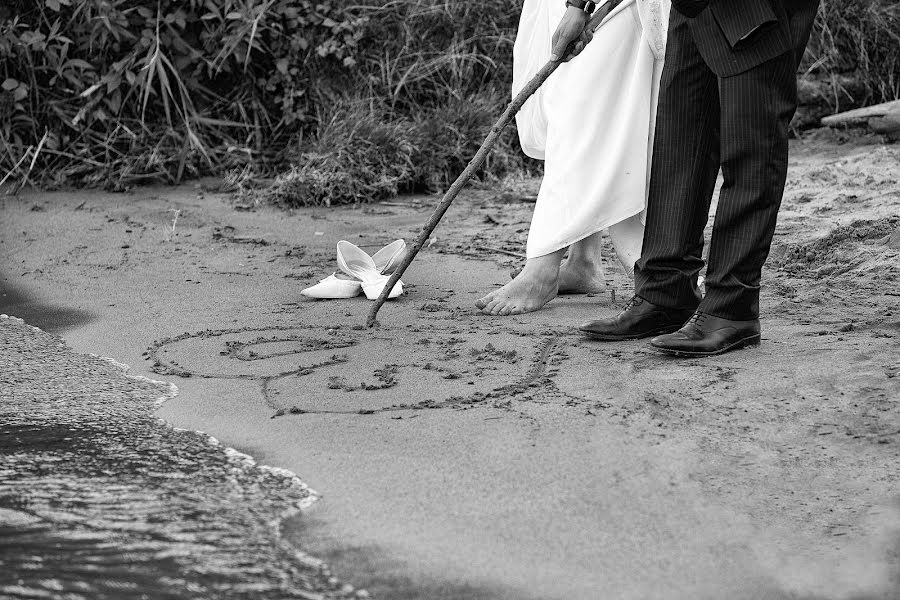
{"left": 0, "top": 0, "right": 370, "bottom": 188}
{"left": 256, "top": 90, "right": 527, "bottom": 206}
{"left": 252, "top": 1, "right": 529, "bottom": 206}
{"left": 263, "top": 103, "right": 418, "bottom": 207}
{"left": 1, "top": 1, "right": 897, "bottom": 200}
{"left": 0, "top": 0, "right": 527, "bottom": 196}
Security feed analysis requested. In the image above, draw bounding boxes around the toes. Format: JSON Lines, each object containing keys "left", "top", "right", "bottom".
{"left": 511, "top": 302, "right": 532, "bottom": 315}
{"left": 475, "top": 293, "right": 496, "bottom": 309}
{"left": 481, "top": 293, "right": 550, "bottom": 316}
{"left": 488, "top": 299, "right": 508, "bottom": 315}
{"left": 488, "top": 302, "right": 505, "bottom": 316}
{"left": 482, "top": 298, "right": 503, "bottom": 315}
{"left": 507, "top": 302, "right": 531, "bottom": 316}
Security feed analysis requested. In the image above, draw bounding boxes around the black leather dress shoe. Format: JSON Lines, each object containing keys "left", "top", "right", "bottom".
{"left": 650, "top": 312, "right": 761, "bottom": 357}
{"left": 579, "top": 296, "right": 696, "bottom": 341}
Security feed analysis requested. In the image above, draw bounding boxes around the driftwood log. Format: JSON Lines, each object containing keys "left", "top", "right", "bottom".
{"left": 365, "top": 1, "right": 622, "bottom": 328}
{"left": 821, "top": 99, "right": 900, "bottom": 135}
{"left": 792, "top": 75, "right": 867, "bottom": 130}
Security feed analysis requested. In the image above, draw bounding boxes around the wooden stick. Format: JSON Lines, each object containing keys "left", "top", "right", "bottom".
{"left": 366, "top": 2, "right": 621, "bottom": 328}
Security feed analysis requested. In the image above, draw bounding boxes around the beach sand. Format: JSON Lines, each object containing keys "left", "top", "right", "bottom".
{"left": 1, "top": 129, "right": 899, "bottom": 599}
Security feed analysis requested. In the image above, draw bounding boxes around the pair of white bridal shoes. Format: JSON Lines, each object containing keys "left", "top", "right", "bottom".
{"left": 301, "top": 240, "right": 406, "bottom": 300}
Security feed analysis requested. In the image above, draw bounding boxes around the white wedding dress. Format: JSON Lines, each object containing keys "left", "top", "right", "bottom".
{"left": 514, "top": 0, "right": 671, "bottom": 259}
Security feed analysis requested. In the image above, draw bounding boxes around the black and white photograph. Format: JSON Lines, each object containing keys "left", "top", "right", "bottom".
{"left": 2, "top": 0, "right": 899, "bottom": 598}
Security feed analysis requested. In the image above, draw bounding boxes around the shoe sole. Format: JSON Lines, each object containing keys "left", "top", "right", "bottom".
{"left": 652, "top": 333, "right": 761, "bottom": 357}
{"left": 580, "top": 324, "right": 685, "bottom": 341}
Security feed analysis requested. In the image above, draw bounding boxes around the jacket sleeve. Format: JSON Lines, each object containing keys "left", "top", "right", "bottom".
{"left": 708, "top": 0, "right": 778, "bottom": 48}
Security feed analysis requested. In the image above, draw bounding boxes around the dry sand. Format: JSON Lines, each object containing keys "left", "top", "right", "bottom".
{"left": 1, "top": 130, "right": 899, "bottom": 599}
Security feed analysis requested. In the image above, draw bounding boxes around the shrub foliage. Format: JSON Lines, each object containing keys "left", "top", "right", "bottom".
{"left": 808, "top": 0, "right": 900, "bottom": 106}
{"left": 1, "top": 0, "right": 898, "bottom": 201}
{"left": 0, "top": 0, "right": 526, "bottom": 198}
{"left": 1, "top": 0, "right": 370, "bottom": 189}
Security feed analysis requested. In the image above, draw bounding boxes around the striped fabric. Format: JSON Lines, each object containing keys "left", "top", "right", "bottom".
{"left": 633, "top": 1, "right": 819, "bottom": 320}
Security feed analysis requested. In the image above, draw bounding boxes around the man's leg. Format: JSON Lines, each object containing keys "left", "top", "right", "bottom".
{"left": 648, "top": 8, "right": 819, "bottom": 355}
{"left": 701, "top": 5, "right": 816, "bottom": 319}
{"left": 580, "top": 12, "right": 719, "bottom": 341}
{"left": 633, "top": 11, "right": 721, "bottom": 310}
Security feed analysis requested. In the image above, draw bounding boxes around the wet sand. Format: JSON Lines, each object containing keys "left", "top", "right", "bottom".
{"left": 1, "top": 130, "right": 899, "bottom": 599}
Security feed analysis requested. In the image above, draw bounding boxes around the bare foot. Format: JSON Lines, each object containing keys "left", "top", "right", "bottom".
{"left": 510, "top": 261, "right": 606, "bottom": 293}
{"left": 558, "top": 258, "right": 608, "bottom": 294}
{"left": 477, "top": 256, "right": 560, "bottom": 316}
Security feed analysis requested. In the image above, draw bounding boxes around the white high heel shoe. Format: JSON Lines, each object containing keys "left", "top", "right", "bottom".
{"left": 300, "top": 240, "right": 406, "bottom": 299}
{"left": 372, "top": 239, "right": 407, "bottom": 275}
{"left": 337, "top": 240, "right": 404, "bottom": 300}
{"left": 300, "top": 273, "right": 363, "bottom": 299}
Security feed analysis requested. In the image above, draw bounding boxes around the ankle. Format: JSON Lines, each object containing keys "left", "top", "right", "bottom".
{"left": 562, "top": 256, "right": 603, "bottom": 274}
{"left": 521, "top": 255, "right": 561, "bottom": 277}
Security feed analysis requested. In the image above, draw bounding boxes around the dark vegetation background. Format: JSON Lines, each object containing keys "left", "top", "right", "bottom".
{"left": 1, "top": 0, "right": 898, "bottom": 204}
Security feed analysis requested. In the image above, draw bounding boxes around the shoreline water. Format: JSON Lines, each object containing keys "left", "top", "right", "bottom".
{"left": 0, "top": 314, "right": 361, "bottom": 600}
{"left": 111, "top": 352, "right": 328, "bottom": 568}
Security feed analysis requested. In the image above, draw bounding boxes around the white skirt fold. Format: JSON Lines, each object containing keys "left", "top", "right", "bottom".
{"left": 514, "top": 0, "right": 669, "bottom": 258}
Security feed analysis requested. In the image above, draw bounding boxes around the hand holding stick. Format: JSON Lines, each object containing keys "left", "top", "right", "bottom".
{"left": 366, "top": 1, "right": 622, "bottom": 328}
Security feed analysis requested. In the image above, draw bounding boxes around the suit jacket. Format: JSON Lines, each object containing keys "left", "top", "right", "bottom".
{"left": 671, "top": 0, "right": 820, "bottom": 76}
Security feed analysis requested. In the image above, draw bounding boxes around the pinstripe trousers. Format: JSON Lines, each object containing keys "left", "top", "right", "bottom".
{"left": 633, "top": 9, "right": 811, "bottom": 320}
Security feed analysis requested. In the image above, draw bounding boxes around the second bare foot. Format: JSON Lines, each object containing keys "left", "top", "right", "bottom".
{"left": 558, "top": 258, "right": 608, "bottom": 295}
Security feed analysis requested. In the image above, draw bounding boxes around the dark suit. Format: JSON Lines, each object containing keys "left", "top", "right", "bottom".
{"left": 633, "top": 0, "right": 819, "bottom": 320}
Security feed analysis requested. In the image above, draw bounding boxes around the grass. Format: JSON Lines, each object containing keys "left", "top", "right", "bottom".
{"left": 1, "top": 0, "right": 897, "bottom": 201}
{"left": 805, "top": 0, "right": 900, "bottom": 108}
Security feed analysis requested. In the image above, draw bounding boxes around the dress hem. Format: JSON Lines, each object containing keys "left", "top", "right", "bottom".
{"left": 525, "top": 205, "right": 645, "bottom": 260}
